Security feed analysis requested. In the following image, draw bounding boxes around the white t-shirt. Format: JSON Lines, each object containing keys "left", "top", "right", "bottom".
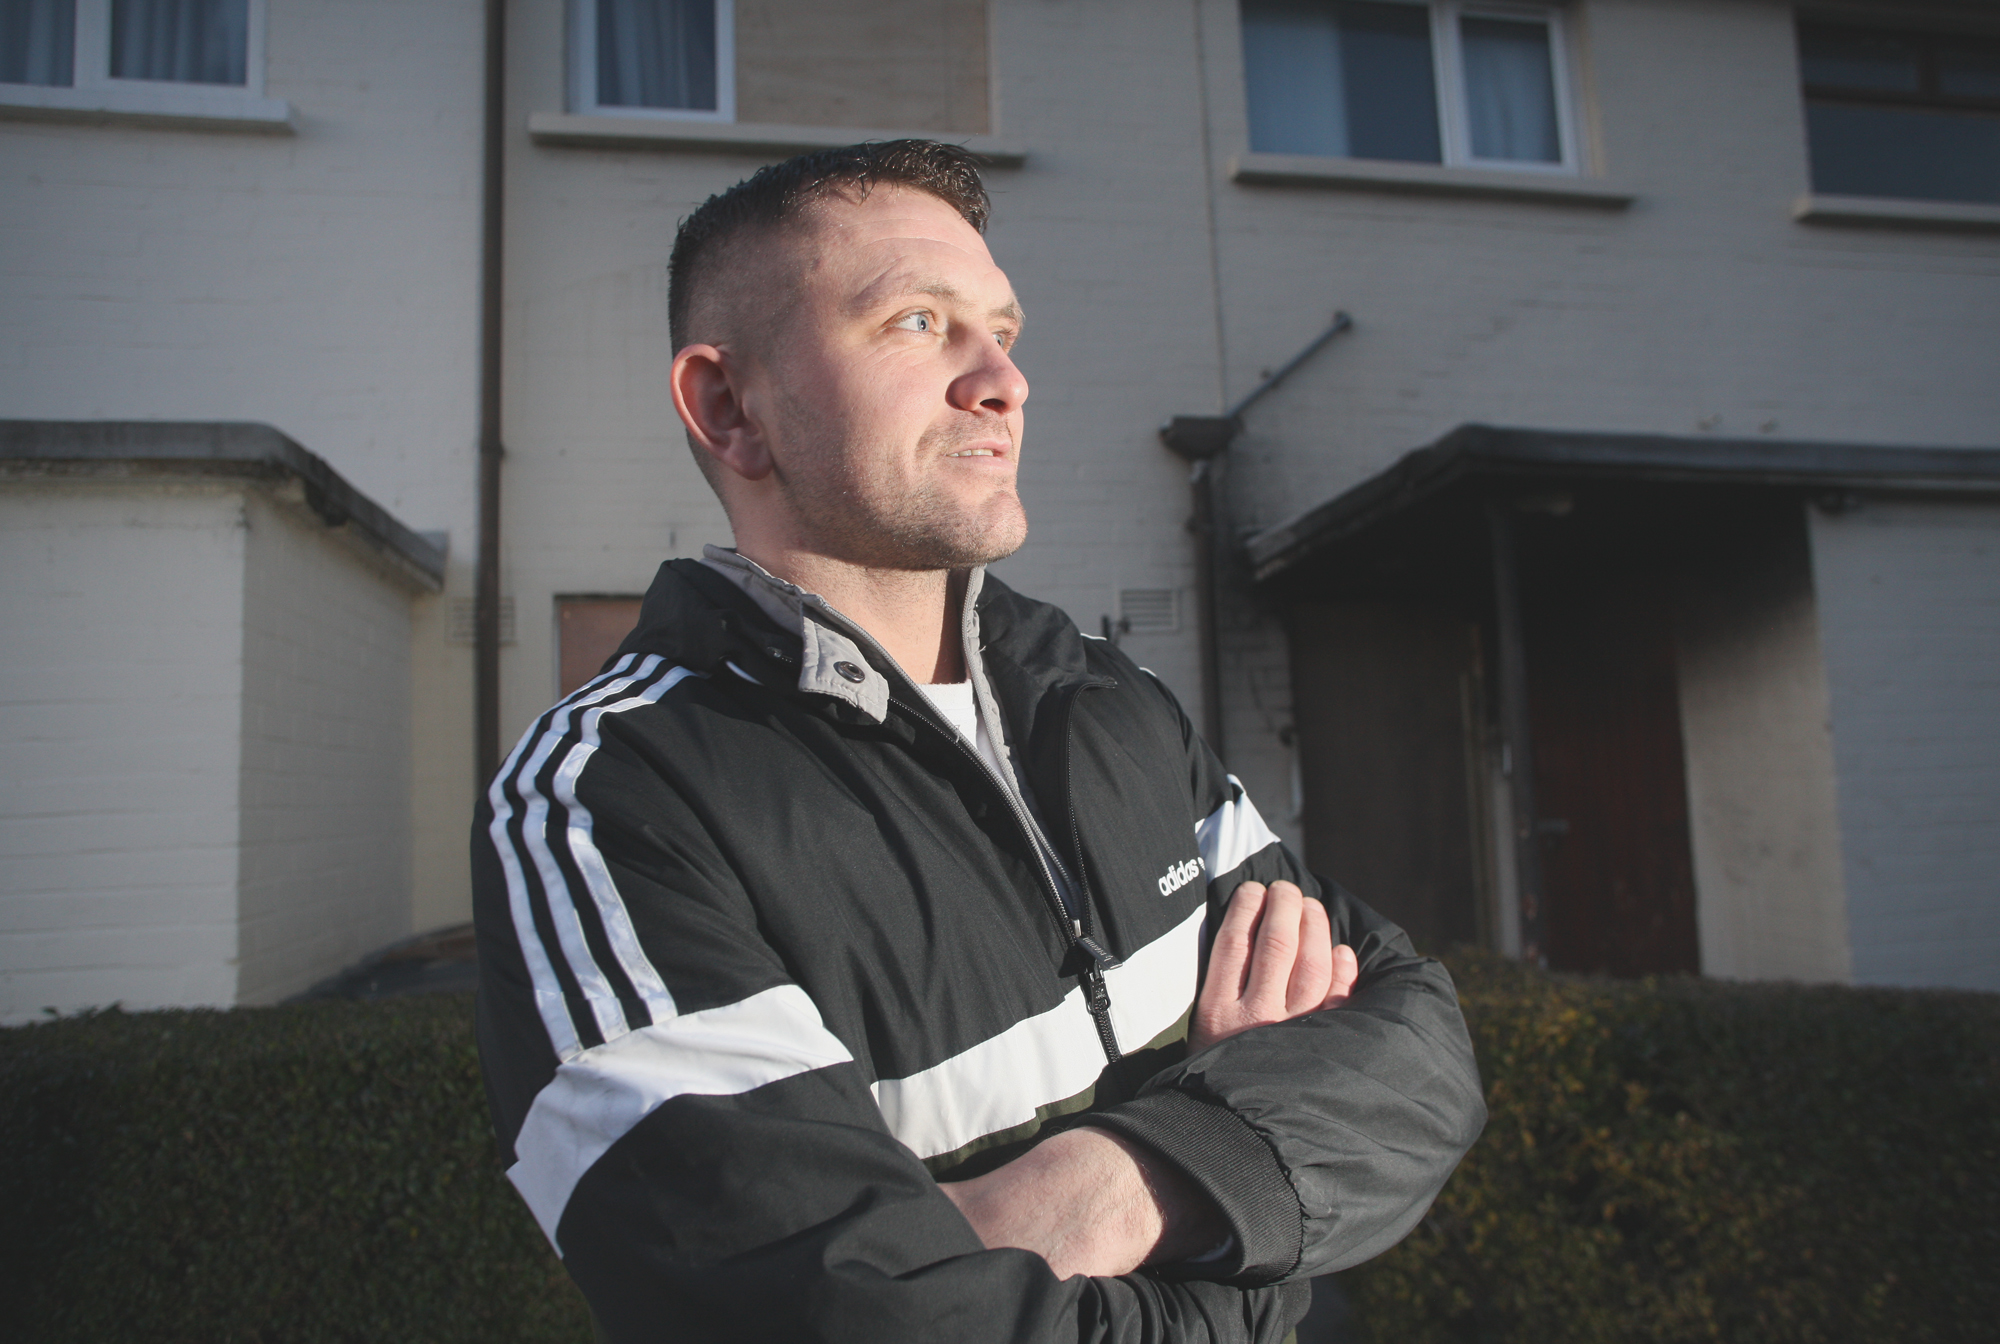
{"left": 915, "top": 680, "right": 1011, "bottom": 783}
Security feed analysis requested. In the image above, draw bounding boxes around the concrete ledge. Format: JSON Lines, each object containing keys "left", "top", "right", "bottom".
{"left": 527, "top": 111, "right": 1027, "bottom": 166}
{"left": 1229, "top": 151, "right": 1634, "bottom": 207}
{"left": 1793, "top": 194, "right": 2000, "bottom": 235}
{"left": 0, "top": 421, "right": 445, "bottom": 591}
{"left": 0, "top": 85, "right": 295, "bottom": 134}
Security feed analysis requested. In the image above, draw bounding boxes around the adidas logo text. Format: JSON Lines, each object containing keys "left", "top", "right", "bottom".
{"left": 1157, "top": 857, "right": 1205, "bottom": 897}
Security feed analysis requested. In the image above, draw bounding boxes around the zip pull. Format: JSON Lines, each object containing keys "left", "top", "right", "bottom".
{"left": 1082, "top": 964, "right": 1122, "bottom": 1063}
{"left": 1075, "top": 934, "right": 1122, "bottom": 971}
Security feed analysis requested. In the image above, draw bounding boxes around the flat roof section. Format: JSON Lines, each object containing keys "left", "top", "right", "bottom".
{"left": 0, "top": 420, "right": 446, "bottom": 591}
{"left": 1248, "top": 424, "right": 2000, "bottom": 587}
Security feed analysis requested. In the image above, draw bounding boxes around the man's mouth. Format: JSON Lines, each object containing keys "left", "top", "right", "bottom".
{"left": 948, "top": 448, "right": 1001, "bottom": 457}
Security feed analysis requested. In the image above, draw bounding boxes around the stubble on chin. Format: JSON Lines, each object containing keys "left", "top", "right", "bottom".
{"left": 781, "top": 421, "right": 1029, "bottom": 573}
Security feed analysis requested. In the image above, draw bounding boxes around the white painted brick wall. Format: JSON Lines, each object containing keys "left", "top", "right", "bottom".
{"left": 236, "top": 490, "right": 414, "bottom": 1003}
{"left": 0, "top": 479, "right": 422, "bottom": 1020}
{"left": 1676, "top": 513, "right": 1851, "bottom": 983}
{"left": 1809, "top": 500, "right": 2000, "bottom": 992}
{"left": 0, "top": 483, "right": 248, "bottom": 1021}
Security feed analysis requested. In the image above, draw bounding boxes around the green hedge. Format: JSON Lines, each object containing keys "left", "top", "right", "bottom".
{"left": 3, "top": 962, "right": 1995, "bottom": 1342}
{"left": 1344, "top": 953, "right": 2000, "bottom": 1343}
{"left": 0, "top": 995, "right": 590, "bottom": 1343}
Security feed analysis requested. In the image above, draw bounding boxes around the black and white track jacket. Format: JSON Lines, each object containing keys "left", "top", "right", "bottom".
{"left": 474, "top": 552, "right": 1486, "bottom": 1344}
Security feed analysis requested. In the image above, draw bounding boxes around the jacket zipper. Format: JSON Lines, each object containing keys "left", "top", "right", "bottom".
{"left": 759, "top": 611, "right": 1128, "bottom": 1065}
{"left": 883, "top": 679, "right": 1126, "bottom": 1064}
{"left": 1057, "top": 680, "right": 1123, "bottom": 1063}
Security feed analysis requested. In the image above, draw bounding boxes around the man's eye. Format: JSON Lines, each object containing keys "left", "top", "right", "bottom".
{"left": 894, "top": 312, "right": 934, "bottom": 333}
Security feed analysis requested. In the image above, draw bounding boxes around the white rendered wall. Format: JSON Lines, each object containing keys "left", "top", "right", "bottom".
{"left": 1808, "top": 500, "right": 2000, "bottom": 992}
{"left": 0, "top": 479, "right": 423, "bottom": 1021}
{"left": 1675, "top": 514, "right": 1851, "bottom": 983}
{"left": 236, "top": 490, "right": 414, "bottom": 1003}
{"left": 0, "top": 482, "right": 247, "bottom": 1022}
{"left": 0, "top": 0, "right": 487, "bottom": 932}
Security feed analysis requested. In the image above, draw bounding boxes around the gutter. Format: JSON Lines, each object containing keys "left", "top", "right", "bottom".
{"left": 1158, "top": 312, "right": 1354, "bottom": 760}
{"left": 475, "top": 0, "right": 508, "bottom": 790}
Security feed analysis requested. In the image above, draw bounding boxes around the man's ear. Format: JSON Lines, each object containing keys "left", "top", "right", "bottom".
{"left": 670, "top": 344, "right": 774, "bottom": 481}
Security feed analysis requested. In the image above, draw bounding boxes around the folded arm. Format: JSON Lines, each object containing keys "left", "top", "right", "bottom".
{"left": 942, "top": 879, "right": 1358, "bottom": 1279}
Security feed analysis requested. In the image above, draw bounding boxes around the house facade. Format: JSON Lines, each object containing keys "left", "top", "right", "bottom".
{"left": 3, "top": 0, "right": 1995, "bottom": 1020}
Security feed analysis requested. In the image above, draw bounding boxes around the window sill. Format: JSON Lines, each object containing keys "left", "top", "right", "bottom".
{"left": 527, "top": 112, "right": 1027, "bottom": 167}
{"left": 1792, "top": 193, "right": 2000, "bottom": 235}
{"left": 1229, "top": 151, "right": 1634, "bottom": 208}
{"left": 0, "top": 83, "right": 294, "bottom": 133}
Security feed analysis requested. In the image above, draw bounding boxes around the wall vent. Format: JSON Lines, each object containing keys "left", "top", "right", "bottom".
{"left": 449, "top": 597, "right": 515, "bottom": 645}
{"left": 1119, "top": 588, "right": 1179, "bottom": 633}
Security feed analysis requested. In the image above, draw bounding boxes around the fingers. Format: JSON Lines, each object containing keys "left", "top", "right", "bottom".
{"left": 1243, "top": 881, "right": 1304, "bottom": 1010}
{"left": 1321, "top": 942, "right": 1359, "bottom": 1011}
{"left": 1287, "top": 893, "right": 1335, "bottom": 1016}
{"left": 1204, "top": 880, "right": 1267, "bottom": 999}
{"left": 1193, "top": 880, "right": 1350, "bottom": 1054}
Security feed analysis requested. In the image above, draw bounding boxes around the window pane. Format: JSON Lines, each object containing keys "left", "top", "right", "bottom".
{"left": 0, "top": 0, "right": 74, "bottom": 86}
{"left": 598, "top": 0, "right": 718, "bottom": 111}
{"left": 1798, "top": 24, "right": 1921, "bottom": 94}
{"left": 1242, "top": 0, "right": 1351, "bottom": 156}
{"left": 1241, "top": 0, "right": 1439, "bottom": 162}
{"left": 1806, "top": 101, "right": 2000, "bottom": 203}
{"left": 111, "top": 0, "right": 248, "bottom": 85}
{"left": 1938, "top": 42, "right": 2000, "bottom": 101}
{"left": 1337, "top": 1, "right": 1441, "bottom": 163}
{"left": 1460, "top": 15, "right": 1559, "bottom": 162}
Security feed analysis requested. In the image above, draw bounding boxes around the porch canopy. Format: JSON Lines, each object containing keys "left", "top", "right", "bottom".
{"left": 1244, "top": 425, "right": 2000, "bottom": 979}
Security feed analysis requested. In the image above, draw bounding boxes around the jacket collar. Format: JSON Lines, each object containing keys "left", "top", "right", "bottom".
{"left": 616, "top": 547, "right": 1103, "bottom": 735}
{"left": 699, "top": 546, "right": 896, "bottom": 722}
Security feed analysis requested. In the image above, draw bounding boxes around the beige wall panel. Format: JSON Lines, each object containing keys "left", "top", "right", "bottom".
{"left": 1676, "top": 510, "right": 1851, "bottom": 984}
{"left": 0, "top": 483, "right": 247, "bottom": 1022}
{"left": 235, "top": 491, "right": 417, "bottom": 1004}
{"left": 737, "top": 0, "right": 990, "bottom": 133}
{"left": 1810, "top": 499, "right": 2000, "bottom": 992}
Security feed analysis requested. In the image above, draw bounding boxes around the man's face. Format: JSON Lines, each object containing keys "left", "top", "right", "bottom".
{"left": 752, "top": 186, "right": 1030, "bottom": 572}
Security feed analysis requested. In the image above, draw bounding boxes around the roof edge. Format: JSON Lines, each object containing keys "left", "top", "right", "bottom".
{"left": 0, "top": 420, "right": 446, "bottom": 591}
{"left": 1247, "top": 423, "right": 2000, "bottom": 582}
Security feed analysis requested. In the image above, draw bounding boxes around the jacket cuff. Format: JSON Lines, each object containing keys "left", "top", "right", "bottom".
{"left": 1086, "top": 1088, "right": 1302, "bottom": 1284}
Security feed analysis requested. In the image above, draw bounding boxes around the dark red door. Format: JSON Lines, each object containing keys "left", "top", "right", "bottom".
{"left": 1521, "top": 557, "right": 1700, "bottom": 977}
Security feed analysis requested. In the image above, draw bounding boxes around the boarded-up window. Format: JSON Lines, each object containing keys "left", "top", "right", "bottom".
{"left": 558, "top": 596, "right": 644, "bottom": 698}
{"left": 735, "top": 0, "right": 989, "bottom": 133}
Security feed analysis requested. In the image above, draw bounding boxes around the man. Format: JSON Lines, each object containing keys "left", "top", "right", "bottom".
{"left": 474, "top": 141, "right": 1484, "bottom": 1343}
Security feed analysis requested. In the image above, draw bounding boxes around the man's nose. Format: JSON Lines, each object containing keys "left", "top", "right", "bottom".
{"left": 948, "top": 338, "right": 1030, "bottom": 417}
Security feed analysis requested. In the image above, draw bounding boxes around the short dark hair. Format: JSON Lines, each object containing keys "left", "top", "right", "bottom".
{"left": 667, "top": 139, "right": 991, "bottom": 353}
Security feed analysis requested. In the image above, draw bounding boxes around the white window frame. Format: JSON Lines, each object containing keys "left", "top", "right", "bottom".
{"left": 568, "top": 0, "right": 736, "bottom": 123}
{"left": 1240, "top": 0, "right": 1581, "bottom": 176}
{"left": 1432, "top": 0, "right": 1580, "bottom": 175}
{"left": 0, "top": 0, "right": 285, "bottom": 126}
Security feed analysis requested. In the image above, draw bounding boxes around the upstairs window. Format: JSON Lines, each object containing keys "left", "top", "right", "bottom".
{"left": 570, "top": 0, "right": 734, "bottom": 121}
{"left": 1798, "top": 20, "right": 2000, "bottom": 205}
{"left": 1, "top": 0, "right": 255, "bottom": 91}
{"left": 1241, "top": 0, "right": 1576, "bottom": 171}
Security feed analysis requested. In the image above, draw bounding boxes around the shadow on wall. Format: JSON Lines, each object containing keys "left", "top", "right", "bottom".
{"left": 291, "top": 924, "right": 478, "bottom": 1002}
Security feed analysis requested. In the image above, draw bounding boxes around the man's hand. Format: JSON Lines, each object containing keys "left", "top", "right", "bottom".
{"left": 1190, "top": 880, "right": 1357, "bottom": 1055}
{"left": 939, "top": 1126, "right": 1225, "bottom": 1279}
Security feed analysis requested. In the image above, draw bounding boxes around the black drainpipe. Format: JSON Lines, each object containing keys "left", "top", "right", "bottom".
{"left": 474, "top": 0, "right": 507, "bottom": 790}
{"left": 1159, "top": 312, "right": 1353, "bottom": 763}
